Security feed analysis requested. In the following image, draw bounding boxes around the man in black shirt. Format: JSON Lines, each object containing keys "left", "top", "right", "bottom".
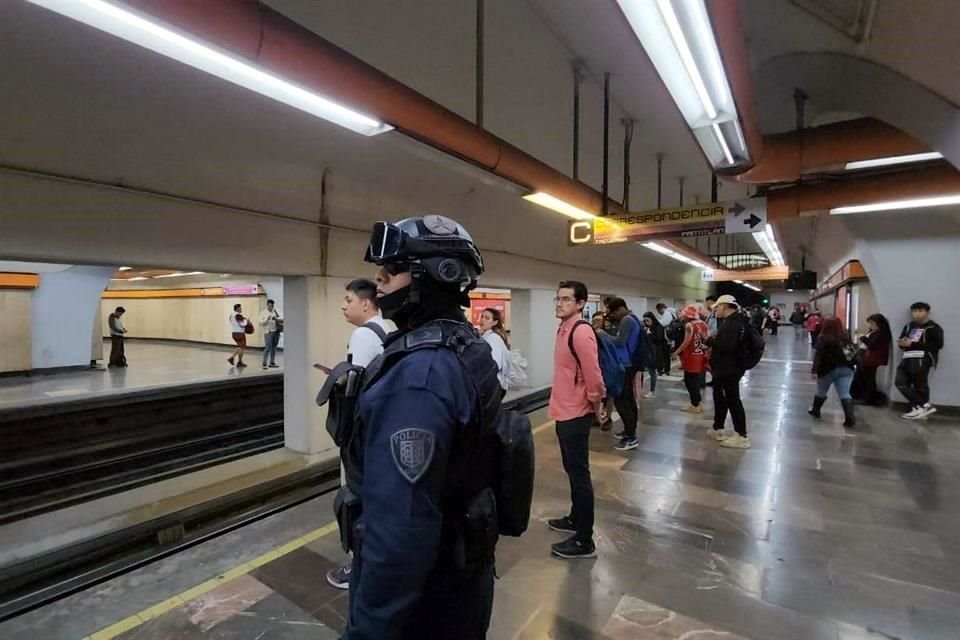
{"left": 896, "top": 302, "right": 945, "bottom": 420}
{"left": 707, "top": 295, "right": 752, "bottom": 449}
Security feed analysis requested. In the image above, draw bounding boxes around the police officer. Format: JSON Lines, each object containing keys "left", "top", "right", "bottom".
{"left": 341, "top": 215, "right": 504, "bottom": 640}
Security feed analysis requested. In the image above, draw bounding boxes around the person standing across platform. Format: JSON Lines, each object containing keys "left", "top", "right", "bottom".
{"left": 107, "top": 306, "right": 128, "bottom": 368}
{"left": 641, "top": 312, "right": 663, "bottom": 397}
{"left": 325, "top": 278, "right": 389, "bottom": 591}
{"left": 897, "top": 302, "right": 944, "bottom": 420}
{"left": 228, "top": 303, "right": 249, "bottom": 368}
{"left": 337, "top": 215, "right": 508, "bottom": 639}
{"left": 853, "top": 313, "right": 891, "bottom": 406}
{"left": 707, "top": 295, "right": 754, "bottom": 449}
{"left": 673, "top": 305, "right": 709, "bottom": 414}
{"left": 547, "top": 280, "right": 606, "bottom": 559}
{"left": 259, "top": 299, "right": 282, "bottom": 370}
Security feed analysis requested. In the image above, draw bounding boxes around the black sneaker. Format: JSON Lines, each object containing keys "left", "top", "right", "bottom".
{"left": 551, "top": 536, "right": 597, "bottom": 559}
{"left": 547, "top": 516, "right": 577, "bottom": 533}
{"left": 326, "top": 563, "right": 351, "bottom": 590}
{"left": 614, "top": 437, "right": 639, "bottom": 451}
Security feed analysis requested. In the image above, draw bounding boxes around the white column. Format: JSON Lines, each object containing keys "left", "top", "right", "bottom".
{"left": 282, "top": 276, "right": 342, "bottom": 456}
{"left": 510, "top": 288, "right": 558, "bottom": 390}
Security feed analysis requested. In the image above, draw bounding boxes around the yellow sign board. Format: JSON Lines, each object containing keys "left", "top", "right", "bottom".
{"left": 568, "top": 199, "right": 766, "bottom": 246}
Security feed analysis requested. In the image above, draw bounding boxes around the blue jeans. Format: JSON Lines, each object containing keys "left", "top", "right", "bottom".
{"left": 262, "top": 331, "right": 280, "bottom": 366}
{"left": 646, "top": 365, "right": 658, "bottom": 392}
{"left": 816, "top": 367, "right": 853, "bottom": 400}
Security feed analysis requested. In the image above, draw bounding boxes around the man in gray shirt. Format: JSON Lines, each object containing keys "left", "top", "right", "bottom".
{"left": 108, "top": 306, "right": 128, "bottom": 368}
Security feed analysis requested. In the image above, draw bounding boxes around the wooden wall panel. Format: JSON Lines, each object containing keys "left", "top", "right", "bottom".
{"left": 102, "top": 296, "right": 266, "bottom": 348}
{"left": 0, "top": 291, "right": 32, "bottom": 372}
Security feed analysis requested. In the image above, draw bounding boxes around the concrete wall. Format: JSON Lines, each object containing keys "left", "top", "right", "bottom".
{"left": 32, "top": 266, "right": 114, "bottom": 369}
{"left": 844, "top": 210, "right": 960, "bottom": 406}
{"left": 0, "top": 290, "right": 31, "bottom": 373}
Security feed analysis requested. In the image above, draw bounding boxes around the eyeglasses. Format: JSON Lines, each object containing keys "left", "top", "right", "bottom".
{"left": 554, "top": 296, "right": 577, "bottom": 304}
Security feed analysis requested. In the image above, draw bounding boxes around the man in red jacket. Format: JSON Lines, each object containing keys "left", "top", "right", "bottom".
{"left": 546, "top": 280, "right": 606, "bottom": 560}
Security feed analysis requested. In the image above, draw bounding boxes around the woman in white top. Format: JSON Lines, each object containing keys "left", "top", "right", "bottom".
{"left": 478, "top": 308, "right": 511, "bottom": 397}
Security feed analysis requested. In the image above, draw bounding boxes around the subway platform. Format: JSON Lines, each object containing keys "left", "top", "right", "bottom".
{"left": 0, "top": 341, "right": 281, "bottom": 410}
{"left": 3, "top": 336, "right": 959, "bottom": 640}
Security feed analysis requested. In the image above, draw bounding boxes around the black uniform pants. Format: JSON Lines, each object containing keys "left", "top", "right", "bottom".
{"left": 656, "top": 340, "right": 671, "bottom": 375}
{"left": 109, "top": 335, "right": 125, "bottom": 367}
{"left": 896, "top": 358, "right": 931, "bottom": 407}
{"left": 613, "top": 367, "right": 639, "bottom": 439}
{"left": 683, "top": 371, "right": 703, "bottom": 406}
{"left": 556, "top": 414, "right": 595, "bottom": 542}
{"left": 713, "top": 372, "right": 747, "bottom": 436}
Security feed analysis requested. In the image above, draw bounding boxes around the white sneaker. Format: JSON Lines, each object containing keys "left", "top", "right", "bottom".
{"left": 915, "top": 404, "right": 938, "bottom": 419}
{"left": 720, "top": 434, "right": 751, "bottom": 449}
{"left": 644, "top": 392, "right": 656, "bottom": 399}
{"left": 902, "top": 407, "right": 923, "bottom": 420}
{"left": 708, "top": 428, "right": 727, "bottom": 441}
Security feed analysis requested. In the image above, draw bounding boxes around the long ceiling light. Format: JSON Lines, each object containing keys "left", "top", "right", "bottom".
{"left": 26, "top": 0, "right": 393, "bottom": 137}
{"left": 522, "top": 192, "right": 596, "bottom": 220}
{"left": 642, "top": 241, "right": 708, "bottom": 269}
{"left": 830, "top": 194, "right": 960, "bottom": 215}
{"left": 844, "top": 151, "right": 944, "bottom": 171}
{"left": 152, "top": 271, "right": 205, "bottom": 279}
{"left": 616, "top": 0, "right": 749, "bottom": 169}
{"left": 752, "top": 224, "right": 785, "bottom": 266}
{"left": 742, "top": 282, "right": 761, "bottom": 292}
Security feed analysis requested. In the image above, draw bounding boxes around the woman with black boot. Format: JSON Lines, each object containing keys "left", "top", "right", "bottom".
{"left": 809, "top": 318, "right": 857, "bottom": 428}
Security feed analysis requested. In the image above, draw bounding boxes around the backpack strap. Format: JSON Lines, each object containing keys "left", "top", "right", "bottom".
{"left": 361, "top": 321, "right": 388, "bottom": 344}
{"left": 567, "top": 320, "right": 592, "bottom": 382}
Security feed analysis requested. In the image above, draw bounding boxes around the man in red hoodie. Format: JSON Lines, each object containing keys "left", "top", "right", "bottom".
{"left": 546, "top": 280, "right": 606, "bottom": 559}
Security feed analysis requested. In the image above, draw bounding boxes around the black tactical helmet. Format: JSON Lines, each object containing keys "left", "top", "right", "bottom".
{"left": 364, "top": 215, "right": 484, "bottom": 286}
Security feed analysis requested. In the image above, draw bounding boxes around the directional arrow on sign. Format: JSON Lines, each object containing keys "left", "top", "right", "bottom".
{"left": 724, "top": 197, "right": 768, "bottom": 235}
{"left": 728, "top": 202, "right": 745, "bottom": 217}
{"left": 743, "top": 213, "right": 762, "bottom": 229}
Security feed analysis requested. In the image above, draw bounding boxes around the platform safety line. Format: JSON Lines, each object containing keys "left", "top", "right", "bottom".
{"left": 84, "top": 520, "right": 339, "bottom": 640}
{"left": 87, "top": 419, "right": 556, "bottom": 639}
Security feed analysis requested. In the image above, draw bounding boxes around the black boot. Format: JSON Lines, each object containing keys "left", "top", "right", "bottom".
{"left": 842, "top": 399, "right": 856, "bottom": 428}
{"left": 808, "top": 396, "right": 827, "bottom": 419}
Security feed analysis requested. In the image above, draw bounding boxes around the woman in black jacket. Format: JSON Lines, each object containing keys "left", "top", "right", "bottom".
{"left": 809, "top": 318, "right": 856, "bottom": 428}
{"left": 853, "top": 313, "right": 891, "bottom": 405}
{"left": 643, "top": 312, "right": 668, "bottom": 384}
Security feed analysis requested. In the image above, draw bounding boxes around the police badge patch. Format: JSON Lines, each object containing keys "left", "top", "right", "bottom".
{"left": 390, "top": 428, "right": 436, "bottom": 484}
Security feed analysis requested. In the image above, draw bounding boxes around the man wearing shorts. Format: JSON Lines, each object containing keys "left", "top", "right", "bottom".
{"left": 228, "top": 303, "right": 249, "bottom": 368}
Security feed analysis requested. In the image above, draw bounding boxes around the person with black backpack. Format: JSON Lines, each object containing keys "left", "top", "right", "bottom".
{"left": 319, "top": 215, "right": 533, "bottom": 639}
{"left": 706, "top": 295, "right": 762, "bottom": 449}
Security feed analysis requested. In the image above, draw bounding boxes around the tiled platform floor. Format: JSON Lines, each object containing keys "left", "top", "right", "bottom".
{"left": 4, "top": 333, "right": 959, "bottom": 639}
{"left": 0, "top": 340, "right": 281, "bottom": 409}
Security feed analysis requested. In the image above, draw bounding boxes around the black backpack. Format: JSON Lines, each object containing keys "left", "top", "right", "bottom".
{"left": 738, "top": 323, "right": 766, "bottom": 370}
{"left": 354, "top": 320, "right": 535, "bottom": 538}
{"left": 665, "top": 314, "right": 684, "bottom": 345}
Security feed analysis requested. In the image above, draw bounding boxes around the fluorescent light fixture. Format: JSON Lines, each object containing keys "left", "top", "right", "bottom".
{"left": 26, "top": 0, "right": 392, "bottom": 137}
{"left": 152, "top": 271, "right": 205, "bottom": 279}
{"left": 128, "top": 276, "right": 149, "bottom": 281}
{"left": 734, "top": 279, "right": 744, "bottom": 284}
{"left": 752, "top": 224, "right": 785, "bottom": 267}
{"left": 743, "top": 283, "right": 761, "bottom": 292}
{"left": 642, "top": 241, "right": 707, "bottom": 269}
{"left": 616, "top": 0, "right": 749, "bottom": 169}
{"left": 118, "top": 266, "right": 132, "bottom": 271}
{"left": 787, "top": 288, "right": 794, "bottom": 292}
{"left": 830, "top": 194, "right": 960, "bottom": 215}
{"left": 844, "top": 151, "right": 944, "bottom": 171}
{"left": 523, "top": 192, "right": 596, "bottom": 220}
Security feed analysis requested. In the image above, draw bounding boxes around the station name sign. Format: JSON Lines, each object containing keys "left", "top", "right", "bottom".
{"left": 569, "top": 198, "right": 767, "bottom": 246}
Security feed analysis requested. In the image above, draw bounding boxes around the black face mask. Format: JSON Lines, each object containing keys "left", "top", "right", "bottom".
{"left": 377, "top": 284, "right": 412, "bottom": 323}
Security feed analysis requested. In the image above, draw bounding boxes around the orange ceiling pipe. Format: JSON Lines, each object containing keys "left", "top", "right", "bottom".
{"left": 738, "top": 118, "right": 932, "bottom": 183}
{"left": 122, "top": 0, "right": 604, "bottom": 216}
{"left": 767, "top": 164, "right": 960, "bottom": 220}
{"left": 119, "top": 0, "right": 720, "bottom": 268}
{"left": 707, "top": 1, "right": 933, "bottom": 184}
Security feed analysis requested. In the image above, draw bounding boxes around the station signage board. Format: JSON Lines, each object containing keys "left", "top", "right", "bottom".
{"left": 568, "top": 197, "right": 767, "bottom": 246}
{"left": 701, "top": 266, "right": 789, "bottom": 282}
